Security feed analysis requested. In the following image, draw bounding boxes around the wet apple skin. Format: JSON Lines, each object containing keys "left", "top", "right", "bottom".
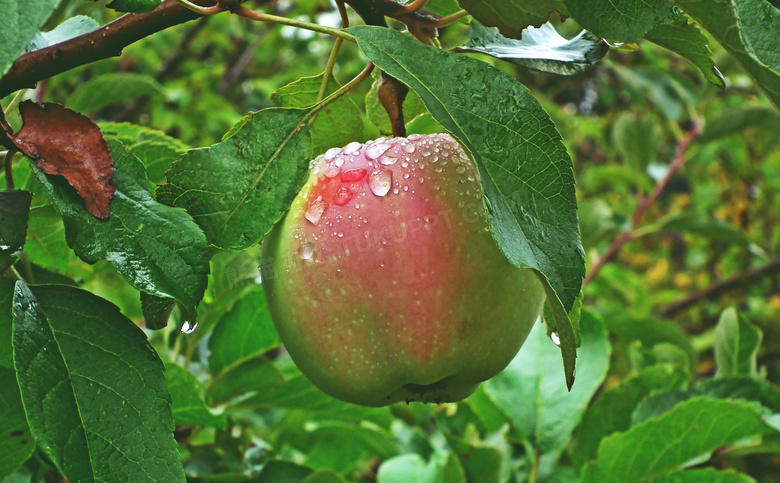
{"left": 262, "top": 134, "right": 546, "bottom": 407}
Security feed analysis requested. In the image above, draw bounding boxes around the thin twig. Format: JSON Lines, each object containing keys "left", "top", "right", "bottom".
{"left": 658, "top": 259, "right": 780, "bottom": 317}
{"left": 429, "top": 9, "right": 469, "bottom": 27}
{"left": 173, "top": 0, "right": 222, "bottom": 15}
{"left": 3, "top": 149, "right": 16, "bottom": 190}
{"left": 583, "top": 120, "right": 702, "bottom": 286}
{"left": 235, "top": 6, "right": 355, "bottom": 40}
{"left": 392, "top": 0, "right": 429, "bottom": 16}
{"left": 316, "top": 2, "right": 350, "bottom": 103}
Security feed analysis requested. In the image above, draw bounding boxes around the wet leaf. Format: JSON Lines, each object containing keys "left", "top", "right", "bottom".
{"left": 0, "top": 190, "right": 32, "bottom": 271}
{"left": 456, "top": 21, "right": 608, "bottom": 75}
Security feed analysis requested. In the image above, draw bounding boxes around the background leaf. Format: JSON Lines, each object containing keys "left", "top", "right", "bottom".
{"left": 572, "top": 364, "right": 688, "bottom": 467}
{"left": 0, "top": 0, "right": 59, "bottom": 77}
{"left": 581, "top": 397, "right": 779, "bottom": 483}
{"left": 12, "top": 282, "right": 184, "bottom": 482}
{"left": 67, "top": 74, "right": 164, "bottom": 114}
{"left": 0, "top": 190, "right": 32, "bottom": 271}
{"left": 485, "top": 311, "right": 609, "bottom": 470}
{"left": 27, "top": 15, "right": 100, "bottom": 52}
{"left": 714, "top": 307, "right": 762, "bottom": 378}
{"left": 164, "top": 362, "right": 226, "bottom": 429}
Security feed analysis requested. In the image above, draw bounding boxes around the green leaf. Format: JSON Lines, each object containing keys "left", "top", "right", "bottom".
{"left": 0, "top": 367, "right": 34, "bottom": 480}
{"left": 30, "top": 139, "right": 209, "bottom": 315}
{"left": 140, "top": 292, "right": 175, "bottom": 330}
{"left": 207, "top": 287, "right": 280, "bottom": 375}
{"left": 0, "top": 279, "right": 13, "bottom": 368}
{"left": 699, "top": 106, "right": 780, "bottom": 143}
{"left": 611, "top": 112, "right": 661, "bottom": 173}
{"left": 67, "top": 73, "right": 164, "bottom": 114}
{"left": 271, "top": 73, "right": 364, "bottom": 156}
{"left": 0, "top": 0, "right": 59, "bottom": 77}
{"left": 564, "top": 0, "right": 677, "bottom": 42}
{"left": 164, "top": 362, "right": 226, "bottom": 429}
{"left": 485, "top": 311, "right": 609, "bottom": 462}
{"left": 12, "top": 282, "right": 184, "bottom": 482}
{"left": 633, "top": 377, "right": 780, "bottom": 424}
{"left": 581, "top": 397, "right": 778, "bottom": 483}
{"left": 106, "top": 0, "right": 162, "bottom": 14}
{"left": 674, "top": 0, "right": 780, "bottom": 109}
{"left": 456, "top": 21, "right": 608, "bottom": 75}
{"left": 0, "top": 190, "right": 32, "bottom": 271}
{"left": 572, "top": 365, "right": 688, "bottom": 468}
{"left": 302, "top": 470, "right": 350, "bottom": 483}
{"left": 378, "top": 452, "right": 466, "bottom": 483}
{"left": 156, "top": 108, "right": 312, "bottom": 251}
{"left": 238, "top": 373, "right": 391, "bottom": 423}
{"left": 24, "top": 205, "right": 70, "bottom": 275}
{"left": 207, "top": 357, "right": 285, "bottom": 404}
{"left": 651, "top": 468, "right": 756, "bottom": 483}
{"left": 714, "top": 307, "right": 762, "bottom": 378}
{"left": 656, "top": 212, "right": 759, "bottom": 250}
{"left": 457, "top": 0, "right": 568, "bottom": 40}
{"left": 27, "top": 15, "right": 100, "bottom": 51}
{"left": 349, "top": 26, "right": 585, "bottom": 386}
{"left": 100, "top": 122, "right": 190, "bottom": 186}
{"left": 297, "top": 422, "right": 398, "bottom": 474}
{"left": 645, "top": 16, "right": 725, "bottom": 88}
{"left": 425, "top": 0, "right": 463, "bottom": 17}
{"left": 606, "top": 314, "right": 696, "bottom": 375}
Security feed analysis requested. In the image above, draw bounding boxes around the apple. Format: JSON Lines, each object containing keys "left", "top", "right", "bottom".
{"left": 261, "top": 133, "right": 546, "bottom": 407}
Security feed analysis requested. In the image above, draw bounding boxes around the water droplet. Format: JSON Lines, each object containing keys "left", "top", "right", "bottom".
{"left": 550, "top": 332, "right": 561, "bottom": 346}
{"left": 340, "top": 168, "right": 367, "bottom": 182}
{"left": 368, "top": 169, "right": 392, "bottom": 197}
{"left": 400, "top": 160, "right": 409, "bottom": 168}
{"left": 333, "top": 187, "right": 354, "bottom": 206}
{"left": 181, "top": 320, "right": 198, "bottom": 334}
{"left": 324, "top": 147, "right": 341, "bottom": 160}
{"left": 403, "top": 143, "right": 415, "bottom": 153}
{"left": 455, "top": 166, "right": 466, "bottom": 175}
{"left": 337, "top": 231, "right": 344, "bottom": 238}
{"left": 305, "top": 198, "right": 329, "bottom": 224}
{"left": 343, "top": 141, "right": 362, "bottom": 155}
{"left": 324, "top": 162, "right": 341, "bottom": 178}
{"left": 378, "top": 154, "right": 398, "bottom": 165}
{"left": 298, "top": 242, "right": 316, "bottom": 260}
{"left": 365, "top": 142, "right": 391, "bottom": 160}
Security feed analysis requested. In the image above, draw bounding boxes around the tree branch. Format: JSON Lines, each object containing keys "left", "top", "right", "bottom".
{"left": 583, "top": 120, "right": 702, "bottom": 287}
{"left": 657, "top": 259, "right": 780, "bottom": 317}
{"left": 0, "top": 0, "right": 229, "bottom": 99}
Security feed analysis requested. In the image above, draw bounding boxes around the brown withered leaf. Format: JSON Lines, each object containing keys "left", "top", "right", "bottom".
{"left": 12, "top": 101, "right": 115, "bottom": 219}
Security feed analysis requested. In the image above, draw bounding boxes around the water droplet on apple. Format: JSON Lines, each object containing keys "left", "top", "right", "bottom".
{"left": 455, "top": 166, "right": 466, "bottom": 175}
{"left": 299, "top": 242, "right": 316, "bottom": 260}
{"left": 368, "top": 169, "right": 392, "bottom": 197}
{"left": 324, "top": 147, "right": 341, "bottom": 160}
{"left": 324, "top": 163, "right": 342, "bottom": 178}
{"left": 341, "top": 168, "right": 367, "bottom": 182}
{"left": 403, "top": 143, "right": 415, "bottom": 153}
{"left": 333, "top": 187, "right": 354, "bottom": 206}
{"left": 365, "top": 142, "right": 391, "bottom": 160}
{"left": 343, "top": 141, "right": 362, "bottom": 155}
{"left": 305, "top": 198, "right": 328, "bottom": 225}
